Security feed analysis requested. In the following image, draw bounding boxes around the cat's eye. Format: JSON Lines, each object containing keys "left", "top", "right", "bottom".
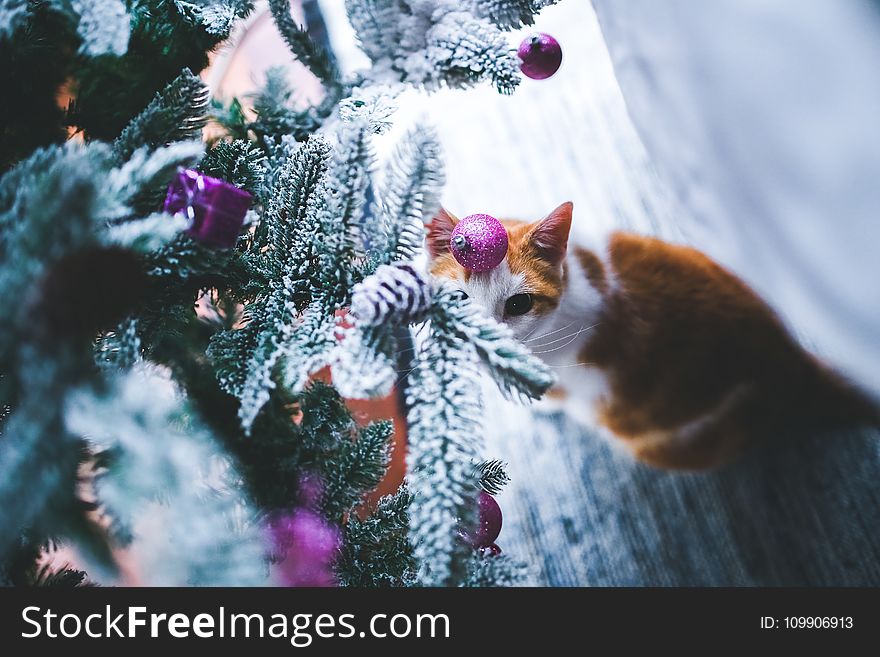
{"left": 458, "top": 291, "right": 469, "bottom": 300}
{"left": 504, "top": 293, "right": 533, "bottom": 317}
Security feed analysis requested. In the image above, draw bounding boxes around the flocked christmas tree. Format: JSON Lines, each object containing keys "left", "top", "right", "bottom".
{"left": 0, "top": 0, "right": 558, "bottom": 587}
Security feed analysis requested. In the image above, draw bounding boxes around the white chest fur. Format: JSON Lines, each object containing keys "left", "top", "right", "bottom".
{"left": 529, "top": 250, "right": 611, "bottom": 427}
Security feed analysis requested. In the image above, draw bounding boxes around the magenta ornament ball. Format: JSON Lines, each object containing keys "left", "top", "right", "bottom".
{"left": 449, "top": 213, "right": 508, "bottom": 272}
{"left": 518, "top": 33, "right": 563, "bottom": 80}
{"left": 463, "top": 491, "right": 503, "bottom": 548}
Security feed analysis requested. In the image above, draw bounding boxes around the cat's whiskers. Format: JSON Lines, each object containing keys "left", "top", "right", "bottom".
{"left": 521, "top": 322, "right": 545, "bottom": 341}
{"left": 524, "top": 320, "right": 577, "bottom": 343}
{"left": 529, "top": 323, "right": 599, "bottom": 352}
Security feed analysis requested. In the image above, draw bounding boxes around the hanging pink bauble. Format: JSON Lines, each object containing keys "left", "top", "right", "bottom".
{"left": 518, "top": 33, "right": 563, "bottom": 80}
{"left": 449, "top": 213, "right": 508, "bottom": 273}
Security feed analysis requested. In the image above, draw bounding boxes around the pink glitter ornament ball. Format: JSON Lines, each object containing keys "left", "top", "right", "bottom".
{"left": 518, "top": 33, "right": 563, "bottom": 80}
{"left": 449, "top": 214, "right": 508, "bottom": 273}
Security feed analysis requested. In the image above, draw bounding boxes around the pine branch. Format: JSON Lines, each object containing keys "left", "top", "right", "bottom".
{"left": 345, "top": 1, "right": 523, "bottom": 94}
{"left": 268, "top": 0, "right": 340, "bottom": 89}
{"left": 95, "top": 318, "right": 142, "bottom": 370}
{"left": 336, "top": 487, "right": 416, "bottom": 587}
{"left": 64, "top": 366, "right": 267, "bottom": 585}
{"left": 320, "top": 420, "right": 393, "bottom": 519}
{"left": 405, "top": 314, "right": 483, "bottom": 586}
{"left": 261, "top": 135, "right": 331, "bottom": 267}
{"left": 476, "top": 459, "right": 510, "bottom": 495}
{"left": 113, "top": 69, "right": 210, "bottom": 163}
{"left": 104, "top": 141, "right": 204, "bottom": 220}
{"left": 198, "top": 139, "right": 266, "bottom": 199}
{"left": 295, "top": 380, "right": 355, "bottom": 447}
{"left": 462, "top": 552, "right": 527, "bottom": 587}
{"left": 371, "top": 126, "right": 444, "bottom": 266}
{"left": 68, "top": 0, "right": 130, "bottom": 56}
{"left": 248, "top": 67, "right": 325, "bottom": 143}
{"left": 0, "top": 0, "right": 29, "bottom": 38}
{"left": 0, "top": 143, "right": 109, "bottom": 360}
{"left": 332, "top": 322, "right": 399, "bottom": 399}
{"left": 33, "top": 563, "right": 92, "bottom": 587}
{"left": 0, "top": 142, "right": 181, "bottom": 569}
{"left": 207, "top": 137, "right": 333, "bottom": 432}
{"left": 424, "top": 9, "right": 521, "bottom": 94}
{"left": 333, "top": 262, "right": 433, "bottom": 399}
{"left": 103, "top": 212, "right": 188, "bottom": 253}
{"left": 315, "top": 117, "right": 376, "bottom": 300}
{"left": 0, "top": 346, "right": 92, "bottom": 567}
{"left": 350, "top": 262, "right": 432, "bottom": 327}
{"left": 468, "top": 0, "right": 561, "bottom": 31}
{"left": 433, "top": 283, "right": 555, "bottom": 401}
{"left": 344, "top": 0, "right": 401, "bottom": 63}
{"left": 173, "top": 0, "right": 255, "bottom": 37}
{"left": 278, "top": 298, "right": 337, "bottom": 395}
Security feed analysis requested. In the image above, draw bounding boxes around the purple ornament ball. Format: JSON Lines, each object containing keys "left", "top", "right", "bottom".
{"left": 463, "top": 491, "right": 503, "bottom": 548}
{"left": 518, "top": 33, "right": 563, "bottom": 80}
{"left": 449, "top": 214, "right": 508, "bottom": 273}
{"left": 268, "top": 510, "right": 341, "bottom": 587}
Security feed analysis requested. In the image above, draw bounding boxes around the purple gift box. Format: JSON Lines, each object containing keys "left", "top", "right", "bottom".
{"left": 163, "top": 169, "right": 252, "bottom": 249}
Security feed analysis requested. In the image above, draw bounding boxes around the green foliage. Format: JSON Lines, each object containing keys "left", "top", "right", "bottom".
{"left": 174, "top": 0, "right": 254, "bottom": 36}
{"left": 0, "top": 144, "right": 107, "bottom": 353}
{"left": 65, "top": 366, "right": 266, "bottom": 585}
{"left": 405, "top": 307, "right": 484, "bottom": 585}
{"left": 113, "top": 68, "right": 210, "bottom": 163}
{"left": 0, "top": 139, "right": 206, "bottom": 578}
{"left": 199, "top": 139, "right": 267, "bottom": 199}
{"left": 226, "top": 381, "right": 393, "bottom": 520}
{"left": 321, "top": 420, "right": 394, "bottom": 519}
{"left": 0, "top": 6, "right": 71, "bottom": 171}
{"left": 69, "top": 0, "right": 131, "bottom": 56}
{"left": 33, "top": 563, "right": 92, "bottom": 587}
{"left": 477, "top": 459, "right": 510, "bottom": 495}
{"left": 0, "top": 1, "right": 252, "bottom": 171}
{"left": 344, "top": 0, "right": 400, "bottom": 63}
{"left": 336, "top": 487, "right": 416, "bottom": 587}
{"left": 212, "top": 68, "right": 332, "bottom": 146}
{"left": 436, "top": 285, "right": 557, "bottom": 401}
{"left": 268, "top": 0, "right": 341, "bottom": 90}
{"left": 469, "top": 0, "right": 561, "bottom": 31}
{"left": 426, "top": 9, "right": 521, "bottom": 95}
{"left": 396, "top": 279, "right": 551, "bottom": 586}
{"left": 0, "top": 1, "right": 29, "bottom": 38}
{"left": 0, "top": 535, "right": 91, "bottom": 587}
{"left": 2, "top": 0, "right": 131, "bottom": 56}
{"left": 462, "top": 552, "right": 528, "bottom": 587}
{"left": 71, "top": 0, "right": 253, "bottom": 140}
{"left": 369, "top": 125, "right": 445, "bottom": 269}
{"left": 207, "top": 136, "right": 332, "bottom": 432}
{"left": 344, "top": 0, "right": 537, "bottom": 94}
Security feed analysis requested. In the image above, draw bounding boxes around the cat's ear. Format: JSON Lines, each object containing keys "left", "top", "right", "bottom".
{"left": 529, "top": 202, "right": 573, "bottom": 265}
{"left": 426, "top": 208, "right": 459, "bottom": 258}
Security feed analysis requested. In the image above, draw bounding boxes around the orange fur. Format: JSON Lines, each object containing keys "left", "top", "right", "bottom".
{"left": 428, "top": 206, "right": 880, "bottom": 470}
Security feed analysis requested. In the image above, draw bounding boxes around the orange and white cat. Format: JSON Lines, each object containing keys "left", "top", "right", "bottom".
{"left": 428, "top": 202, "right": 880, "bottom": 470}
